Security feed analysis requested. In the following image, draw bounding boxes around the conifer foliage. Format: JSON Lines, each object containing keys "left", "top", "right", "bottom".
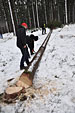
{"left": 0, "top": 0, "right": 75, "bottom": 33}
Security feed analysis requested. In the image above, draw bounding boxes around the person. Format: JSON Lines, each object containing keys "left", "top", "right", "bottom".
{"left": 41, "top": 24, "right": 46, "bottom": 35}
{"left": 26, "top": 34, "right": 38, "bottom": 55}
{"left": 16, "top": 23, "right": 30, "bottom": 70}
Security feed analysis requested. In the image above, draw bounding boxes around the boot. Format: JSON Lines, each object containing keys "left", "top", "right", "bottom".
{"left": 26, "top": 59, "right": 30, "bottom": 66}
{"left": 20, "top": 66, "right": 28, "bottom": 70}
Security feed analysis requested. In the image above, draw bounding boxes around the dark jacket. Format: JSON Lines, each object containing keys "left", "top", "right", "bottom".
{"left": 16, "top": 25, "right": 26, "bottom": 48}
{"left": 30, "top": 34, "right": 38, "bottom": 41}
{"left": 26, "top": 34, "right": 38, "bottom": 54}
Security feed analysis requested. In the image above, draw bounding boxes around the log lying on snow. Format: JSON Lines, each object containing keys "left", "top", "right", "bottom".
{"left": 16, "top": 32, "right": 51, "bottom": 88}
{"left": 5, "top": 86, "right": 23, "bottom": 99}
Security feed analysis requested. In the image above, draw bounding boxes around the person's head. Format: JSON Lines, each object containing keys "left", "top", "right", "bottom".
{"left": 21, "top": 23, "right": 28, "bottom": 29}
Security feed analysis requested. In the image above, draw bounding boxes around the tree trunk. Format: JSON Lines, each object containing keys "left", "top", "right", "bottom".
{"left": 65, "top": 0, "right": 68, "bottom": 23}
{"left": 44, "top": 0, "right": 47, "bottom": 25}
{"left": 2, "top": 0, "right": 9, "bottom": 32}
{"left": 8, "top": 0, "right": 17, "bottom": 35}
{"left": 28, "top": 7, "right": 31, "bottom": 29}
{"left": 36, "top": 0, "right": 39, "bottom": 28}
{"left": 32, "top": 2, "right": 36, "bottom": 28}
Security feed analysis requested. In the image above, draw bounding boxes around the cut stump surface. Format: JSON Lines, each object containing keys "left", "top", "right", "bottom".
{"left": 5, "top": 86, "right": 23, "bottom": 99}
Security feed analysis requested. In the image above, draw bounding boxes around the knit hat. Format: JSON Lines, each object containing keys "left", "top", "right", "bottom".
{"left": 21, "top": 23, "right": 28, "bottom": 28}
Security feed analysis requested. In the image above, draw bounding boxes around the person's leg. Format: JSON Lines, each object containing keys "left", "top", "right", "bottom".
{"left": 23, "top": 47, "right": 30, "bottom": 65}
{"left": 20, "top": 48, "right": 25, "bottom": 69}
{"left": 43, "top": 28, "right": 46, "bottom": 34}
{"left": 42, "top": 29, "right": 43, "bottom": 35}
{"left": 20, "top": 47, "right": 30, "bottom": 67}
{"left": 43, "top": 28, "right": 45, "bottom": 34}
{"left": 26, "top": 59, "right": 29, "bottom": 65}
{"left": 31, "top": 40, "right": 34, "bottom": 55}
{"left": 42, "top": 28, "right": 44, "bottom": 35}
{"left": 28, "top": 40, "right": 34, "bottom": 55}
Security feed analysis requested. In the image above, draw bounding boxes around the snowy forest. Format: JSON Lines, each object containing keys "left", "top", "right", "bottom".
{"left": 0, "top": 0, "right": 75, "bottom": 33}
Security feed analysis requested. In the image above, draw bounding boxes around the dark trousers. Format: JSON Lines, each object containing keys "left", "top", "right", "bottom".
{"left": 28, "top": 40, "right": 34, "bottom": 55}
{"left": 29, "top": 41, "right": 34, "bottom": 55}
{"left": 20, "top": 47, "right": 30, "bottom": 67}
{"left": 42, "top": 28, "right": 46, "bottom": 35}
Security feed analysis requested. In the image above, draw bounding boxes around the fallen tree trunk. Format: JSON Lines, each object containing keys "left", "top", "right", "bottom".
{"left": 16, "top": 31, "right": 51, "bottom": 88}
{"left": 16, "top": 72, "right": 32, "bottom": 88}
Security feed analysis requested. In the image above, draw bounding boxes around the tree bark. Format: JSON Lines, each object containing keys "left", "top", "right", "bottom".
{"left": 5, "top": 86, "right": 23, "bottom": 99}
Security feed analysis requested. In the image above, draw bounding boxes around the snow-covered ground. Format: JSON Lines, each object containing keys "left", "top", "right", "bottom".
{"left": 0, "top": 25, "right": 75, "bottom": 113}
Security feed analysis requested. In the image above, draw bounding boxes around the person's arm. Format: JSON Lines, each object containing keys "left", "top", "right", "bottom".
{"left": 21, "top": 28, "right": 27, "bottom": 48}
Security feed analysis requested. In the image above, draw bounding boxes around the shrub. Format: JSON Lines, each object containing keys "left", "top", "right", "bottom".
{"left": 47, "top": 21, "right": 62, "bottom": 30}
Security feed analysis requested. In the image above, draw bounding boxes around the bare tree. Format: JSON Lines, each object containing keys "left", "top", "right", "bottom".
{"left": 8, "top": 0, "right": 16, "bottom": 34}
{"left": 36, "top": 0, "right": 39, "bottom": 28}
{"left": 65, "top": 0, "right": 68, "bottom": 23}
{"left": 32, "top": 1, "right": 36, "bottom": 28}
